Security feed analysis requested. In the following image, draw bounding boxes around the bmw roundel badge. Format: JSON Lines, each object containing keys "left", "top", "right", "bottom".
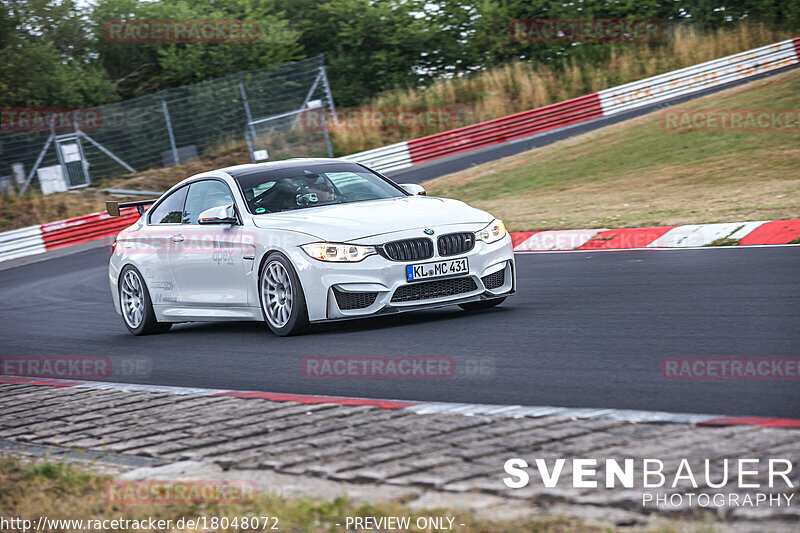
{"left": 423, "top": 228, "right": 434, "bottom": 235}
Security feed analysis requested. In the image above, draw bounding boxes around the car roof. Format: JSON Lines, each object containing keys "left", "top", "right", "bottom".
{"left": 219, "top": 158, "right": 357, "bottom": 179}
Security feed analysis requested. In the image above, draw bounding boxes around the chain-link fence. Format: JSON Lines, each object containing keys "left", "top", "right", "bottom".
{"left": 0, "top": 55, "right": 335, "bottom": 194}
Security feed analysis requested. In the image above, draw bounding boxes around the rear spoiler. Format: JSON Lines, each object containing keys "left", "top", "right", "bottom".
{"left": 106, "top": 199, "right": 157, "bottom": 217}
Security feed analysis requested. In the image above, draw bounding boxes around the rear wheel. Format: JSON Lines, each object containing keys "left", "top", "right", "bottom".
{"left": 260, "top": 253, "right": 309, "bottom": 336}
{"left": 458, "top": 297, "right": 506, "bottom": 311}
{"left": 119, "top": 265, "right": 172, "bottom": 335}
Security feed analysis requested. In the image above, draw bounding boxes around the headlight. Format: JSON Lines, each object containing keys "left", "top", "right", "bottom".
{"left": 301, "top": 242, "right": 377, "bottom": 262}
{"left": 476, "top": 219, "right": 507, "bottom": 244}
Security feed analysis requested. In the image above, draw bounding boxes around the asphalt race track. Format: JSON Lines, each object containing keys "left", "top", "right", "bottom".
{"left": 1, "top": 245, "right": 798, "bottom": 418}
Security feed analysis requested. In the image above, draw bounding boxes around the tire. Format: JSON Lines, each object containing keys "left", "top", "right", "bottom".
{"left": 118, "top": 265, "right": 172, "bottom": 335}
{"left": 259, "top": 252, "right": 309, "bottom": 336}
{"left": 458, "top": 297, "right": 506, "bottom": 311}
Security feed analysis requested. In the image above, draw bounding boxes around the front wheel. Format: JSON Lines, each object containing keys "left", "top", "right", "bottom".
{"left": 458, "top": 297, "right": 506, "bottom": 311}
{"left": 259, "top": 253, "right": 309, "bottom": 336}
{"left": 118, "top": 265, "right": 172, "bottom": 335}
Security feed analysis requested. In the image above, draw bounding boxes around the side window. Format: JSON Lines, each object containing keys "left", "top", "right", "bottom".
{"left": 148, "top": 186, "right": 188, "bottom": 224}
{"left": 182, "top": 180, "right": 235, "bottom": 225}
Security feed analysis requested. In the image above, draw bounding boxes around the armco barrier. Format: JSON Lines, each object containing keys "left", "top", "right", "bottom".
{"left": 597, "top": 39, "right": 799, "bottom": 116}
{"left": 406, "top": 93, "right": 603, "bottom": 164}
{"left": 347, "top": 37, "right": 799, "bottom": 172}
{"left": 347, "top": 141, "right": 411, "bottom": 174}
{"left": 41, "top": 208, "right": 139, "bottom": 251}
{"left": 0, "top": 208, "right": 139, "bottom": 263}
{"left": 0, "top": 225, "right": 45, "bottom": 262}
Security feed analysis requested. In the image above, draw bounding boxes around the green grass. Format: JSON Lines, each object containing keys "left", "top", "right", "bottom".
{"left": 426, "top": 69, "right": 800, "bottom": 231}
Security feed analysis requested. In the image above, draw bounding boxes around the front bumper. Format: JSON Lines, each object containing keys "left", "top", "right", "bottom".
{"left": 291, "top": 233, "right": 516, "bottom": 322}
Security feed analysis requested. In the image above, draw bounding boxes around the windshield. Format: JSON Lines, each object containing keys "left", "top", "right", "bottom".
{"left": 235, "top": 162, "right": 407, "bottom": 214}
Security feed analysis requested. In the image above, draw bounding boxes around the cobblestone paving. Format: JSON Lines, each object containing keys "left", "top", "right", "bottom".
{"left": 1, "top": 383, "right": 798, "bottom": 526}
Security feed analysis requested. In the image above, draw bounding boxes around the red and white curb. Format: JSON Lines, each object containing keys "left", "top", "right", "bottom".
{"left": 2, "top": 216, "right": 798, "bottom": 265}
{"left": 511, "top": 219, "right": 800, "bottom": 251}
{"left": 2, "top": 375, "right": 799, "bottom": 429}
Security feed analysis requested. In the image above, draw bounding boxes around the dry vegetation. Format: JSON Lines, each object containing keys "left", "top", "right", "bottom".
{"left": 426, "top": 68, "right": 800, "bottom": 231}
{"left": 330, "top": 23, "right": 794, "bottom": 153}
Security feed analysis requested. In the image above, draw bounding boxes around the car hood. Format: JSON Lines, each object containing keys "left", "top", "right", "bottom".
{"left": 251, "top": 196, "right": 493, "bottom": 242}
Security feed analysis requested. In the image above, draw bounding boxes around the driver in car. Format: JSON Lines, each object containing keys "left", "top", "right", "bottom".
{"left": 296, "top": 177, "right": 337, "bottom": 206}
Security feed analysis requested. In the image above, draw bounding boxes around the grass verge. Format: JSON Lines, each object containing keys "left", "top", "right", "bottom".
{"left": 0, "top": 455, "right": 699, "bottom": 533}
{"left": 425, "top": 68, "right": 800, "bottom": 231}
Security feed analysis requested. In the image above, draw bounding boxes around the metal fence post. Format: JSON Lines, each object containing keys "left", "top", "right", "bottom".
{"left": 238, "top": 73, "right": 256, "bottom": 140}
{"left": 74, "top": 123, "right": 92, "bottom": 185}
{"left": 321, "top": 113, "right": 333, "bottom": 158}
{"left": 319, "top": 67, "right": 337, "bottom": 122}
{"left": 162, "top": 98, "right": 180, "bottom": 166}
{"left": 20, "top": 120, "right": 57, "bottom": 194}
{"left": 244, "top": 128, "right": 255, "bottom": 163}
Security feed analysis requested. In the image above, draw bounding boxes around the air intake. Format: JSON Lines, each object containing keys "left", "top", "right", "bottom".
{"left": 380, "top": 238, "right": 434, "bottom": 261}
{"left": 437, "top": 232, "right": 475, "bottom": 256}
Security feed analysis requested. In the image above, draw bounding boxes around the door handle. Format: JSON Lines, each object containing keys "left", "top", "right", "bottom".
{"left": 172, "top": 234, "right": 185, "bottom": 243}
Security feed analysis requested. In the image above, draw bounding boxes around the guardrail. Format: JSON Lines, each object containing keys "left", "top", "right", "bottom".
{"left": 40, "top": 208, "right": 139, "bottom": 251}
{"left": 346, "top": 142, "right": 412, "bottom": 174}
{"left": 0, "top": 226, "right": 46, "bottom": 262}
{"left": 0, "top": 208, "right": 139, "bottom": 263}
{"left": 407, "top": 93, "right": 603, "bottom": 165}
{"left": 347, "top": 37, "right": 799, "bottom": 172}
{"left": 597, "top": 39, "right": 799, "bottom": 116}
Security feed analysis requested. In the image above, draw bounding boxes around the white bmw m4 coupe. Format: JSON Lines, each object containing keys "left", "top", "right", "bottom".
{"left": 108, "top": 159, "right": 515, "bottom": 336}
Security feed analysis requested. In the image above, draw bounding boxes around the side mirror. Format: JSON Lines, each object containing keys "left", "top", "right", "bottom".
{"left": 198, "top": 204, "right": 237, "bottom": 225}
{"left": 400, "top": 183, "right": 426, "bottom": 196}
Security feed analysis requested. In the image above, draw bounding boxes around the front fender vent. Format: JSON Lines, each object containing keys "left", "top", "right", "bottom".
{"left": 481, "top": 268, "right": 505, "bottom": 290}
{"left": 333, "top": 288, "right": 378, "bottom": 310}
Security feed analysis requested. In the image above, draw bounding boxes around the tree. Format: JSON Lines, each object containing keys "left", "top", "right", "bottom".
{"left": 92, "top": 0, "right": 303, "bottom": 100}
{"left": 283, "top": 0, "right": 446, "bottom": 106}
{"left": 0, "top": 0, "right": 116, "bottom": 108}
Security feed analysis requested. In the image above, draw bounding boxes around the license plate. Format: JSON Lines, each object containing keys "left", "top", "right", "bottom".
{"left": 406, "top": 258, "right": 469, "bottom": 282}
